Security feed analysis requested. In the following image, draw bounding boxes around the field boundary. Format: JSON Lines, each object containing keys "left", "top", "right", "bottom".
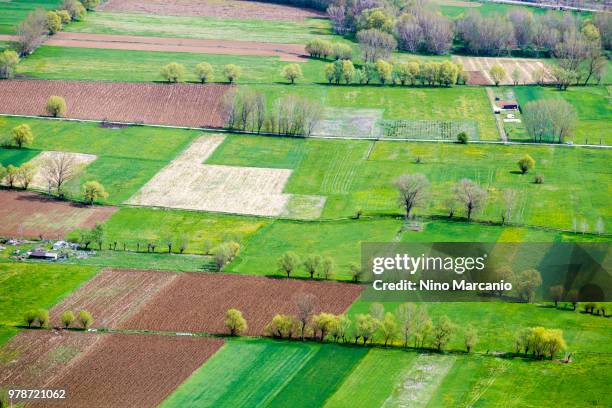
{"left": 2, "top": 114, "right": 610, "bottom": 148}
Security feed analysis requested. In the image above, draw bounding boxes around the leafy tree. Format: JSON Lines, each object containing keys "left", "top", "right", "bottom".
{"left": 453, "top": 178, "right": 487, "bottom": 221}
{"left": 278, "top": 251, "right": 300, "bottom": 278}
{"left": 225, "top": 308, "right": 247, "bottom": 336}
{"left": 395, "top": 173, "right": 429, "bottom": 219}
{"left": 518, "top": 154, "right": 535, "bottom": 174}
{"left": 16, "top": 163, "right": 35, "bottom": 189}
{"left": 0, "top": 50, "right": 20, "bottom": 79}
{"left": 47, "top": 11, "right": 62, "bottom": 34}
{"left": 282, "top": 63, "right": 303, "bottom": 84}
{"left": 432, "top": 315, "right": 455, "bottom": 351}
{"left": 331, "top": 43, "right": 352, "bottom": 60}
{"left": 56, "top": 10, "right": 72, "bottom": 24}
{"left": 324, "top": 63, "right": 336, "bottom": 84}
{"left": 355, "top": 314, "right": 379, "bottom": 345}
{"left": 375, "top": 59, "right": 393, "bottom": 84}
{"left": 11, "top": 124, "right": 33, "bottom": 148}
{"left": 394, "top": 62, "right": 413, "bottom": 86}
{"left": 369, "top": 302, "right": 384, "bottom": 321}
{"left": 90, "top": 223, "right": 106, "bottom": 250}
{"left": 331, "top": 314, "right": 351, "bottom": 343}
{"left": 395, "top": 302, "right": 416, "bottom": 347}
{"left": 79, "top": 0, "right": 100, "bottom": 11}
{"left": 61, "top": 310, "right": 75, "bottom": 328}
{"left": 357, "top": 8, "right": 395, "bottom": 33}
{"left": 305, "top": 38, "right": 332, "bottom": 58}
{"left": 489, "top": 65, "right": 506, "bottom": 86}
{"left": 413, "top": 305, "right": 432, "bottom": 348}
{"left": 319, "top": 256, "right": 334, "bottom": 280}
{"left": 379, "top": 312, "right": 398, "bottom": 346}
{"left": 195, "top": 62, "right": 214, "bottom": 83}
{"left": 303, "top": 254, "right": 321, "bottom": 279}
{"left": 223, "top": 64, "right": 241, "bottom": 83}
{"left": 213, "top": 243, "right": 236, "bottom": 271}
{"left": 60, "top": 0, "right": 86, "bottom": 21}
{"left": 78, "top": 310, "right": 93, "bottom": 329}
{"left": 36, "top": 309, "right": 49, "bottom": 328}
{"left": 83, "top": 180, "right": 108, "bottom": 204}
{"left": 511, "top": 68, "right": 520, "bottom": 85}
{"left": 464, "top": 324, "right": 478, "bottom": 353}
{"left": 46, "top": 95, "right": 67, "bottom": 117}
{"left": 349, "top": 262, "right": 363, "bottom": 282}
{"left": 516, "top": 269, "right": 543, "bottom": 303}
{"left": 4, "top": 165, "right": 18, "bottom": 188}
{"left": 341, "top": 60, "right": 355, "bottom": 84}
{"left": 265, "top": 314, "right": 298, "bottom": 338}
{"left": 549, "top": 285, "right": 564, "bottom": 307}
{"left": 24, "top": 310, "right": 38, "bottom": 328}
{"left": 312, "top": 312, "right": 336, "bottom": 341}
{"left": 161, "top": 63, "right": 185, "bottom": 83}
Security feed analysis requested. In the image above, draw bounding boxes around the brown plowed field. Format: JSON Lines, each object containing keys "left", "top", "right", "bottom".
{"left": 42, "top": 334, "right": 223, "bottom": 408}
{"left": 49, "top": 268, "right": 179, "bottom": 328}
{"left": 119, "top": 270, "right": 364, "bottom": 335}
{"left": 46, "top": 32, "right": 307, "bottom": 62}
{"left": 0, "top": 190, "right": 117, "bottom": 239}
{"left": 100, "top": 0, "right": 325, "bottom": 21}
{"left": 0, "top": 80, "right": 232, "bottom": 128}
{"left": 0, "top": 330, "right": 101, "bottom": 389}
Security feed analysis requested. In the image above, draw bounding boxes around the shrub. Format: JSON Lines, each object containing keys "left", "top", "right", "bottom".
{"left": 83, "top": 180, "right": 108, "bottom": 204}
{"left": 46, "top": 95, "right": 67, "bottom": 117}
{"left": 195, "top": 62, "right": 214, "bottom": 84}
{"left": 24, "top": 310, "right": 38, "bottom": 328}
{"left": 534, "top": 174, "right": 544, "bottom": 184}
{"left": 11, "top": 124, "right": 33, "bottom": 148}
{"left": 36, "top": 309, "right": 49, "bottom": 328}
{"left": 161, "top": 62, "right": 185, "bottom": 83}
{"left": 305, "top": 38, "right": 332, "bottom": 58}
{"left": 0, "top": 50, "right": 20, "bottom": 79}
{"left": 331, "top": 42, "right": 352, "bottom": 60}
{"left": 61, "top": 310, "right": 75, "bottom": 328}
{"left": 225, "top": 308, "right": 247, "bottom": 336}
{"left": 457, "top": 132, "right": 469, "bottom": 144}
{"left": 56, "top": 10, "right": 72, "bottom": 24}
{"left": 60, "top": 0, "right": 86, "bottom": 21}
{"left": 282, "top": 63, "right": 303, "bottom": 84}
{"left": 80, "top": 0, "right": 100, "bottom": 11}
{"left": 78, "top": 310, "right": 93, "bottom": 329}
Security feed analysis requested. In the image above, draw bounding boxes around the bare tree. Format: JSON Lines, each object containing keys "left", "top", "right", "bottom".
{"left": 16, "top": 8, "right": 48, "bottom": 56}
{"left": 295, "top": 293, "right": 317, "bottom": 340}
{"left": 395, "top": 173, "right": 429, "bottom": 219}
{"left": 396, "top": 14, "right": 423, "bottom": 52}
{"left": 418, "top": 11, "right": 454, "bottom": 55}
{"left": 42, "top": 152, "right": 77, "bottom": 196}
{"left": 454, "top": 178, "right": 487, "bottom": 221}
{"left": 500, "top": 189, "right": 517, "bottom": 225}
{"left": 523, "top": 99, "right": 577, "bottom": 143}
{"left": 357, "top": 29, "right": 397, "bottom": 62}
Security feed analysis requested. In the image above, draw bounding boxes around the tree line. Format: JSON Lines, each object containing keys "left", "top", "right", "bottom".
{"left": 225, "top": 296, "right": 568, "bottom": 360}
{"left": 23, "top": 308, "right": 93, "bottom": 329}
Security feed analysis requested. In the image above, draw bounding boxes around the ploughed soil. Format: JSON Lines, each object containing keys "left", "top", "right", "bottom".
{"left": 42, "top": 334, "right": 223, "bottom": 408}
{"left": 0, "top": 190, "right": 117, "bottom": 239}
{"left": 45, "top": 32, "right": 307, "bottom": 61}
{"left": 118, "top": 270, "right": 364, "bottom": 335}
{"left": 99, "top": 0, "right": 325, "bottom": 21}
{"left": 0, "top": 80, "right": 233, "bottom": 128}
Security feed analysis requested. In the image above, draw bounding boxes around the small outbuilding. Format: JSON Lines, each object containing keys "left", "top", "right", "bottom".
{"left": 28, "top": 251, "right": 59, "bottom": 261}
{"left": 496, "top": 100, "right": 519, "bottom": 110}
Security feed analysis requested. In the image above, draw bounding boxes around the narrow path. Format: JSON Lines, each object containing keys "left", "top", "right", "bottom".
{"left": 485, "top": 87, "right": 508, "bottom": 143}
{"left": 480, "top": 0, "right": 609, "bottom": 12}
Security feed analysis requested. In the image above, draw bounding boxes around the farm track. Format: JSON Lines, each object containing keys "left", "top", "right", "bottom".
{"left": 0, "top": 33, "right": 307, "bottom": 62}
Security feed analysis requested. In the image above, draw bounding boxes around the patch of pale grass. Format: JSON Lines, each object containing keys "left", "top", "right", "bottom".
{"left": 127, "top": 135, "right": 325, "bottom": 218}
{"left": 453, "top": 56, "right": 553, "bottom": 85}
{"left": 28, "top": 151, "right": 97, "bottom": 190}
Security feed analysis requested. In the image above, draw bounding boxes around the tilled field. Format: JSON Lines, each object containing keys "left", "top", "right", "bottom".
{"left": 453, "top": 56, "right": 553, "bottom": 85}
{"left": 99, "top": 0, "right": 324, "bottom": 21}
{"left": 43, "top": 334, "right": 224, "bottom": 408}
{"left": 0, "top": 190, "right": 117, "bottom": 239}
{"left": 49, "top": 268, "right": 179, "bottom": 328}
{"left": 0, "top": 330, "right": 101, "bottom": 390}
{"left": 119, "top": 271, "right": 364, "bottom": 335}
{"left": 0, "top": 80, "right": 232, "bottom": 128}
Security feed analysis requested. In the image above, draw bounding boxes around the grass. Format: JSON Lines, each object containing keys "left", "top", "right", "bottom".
{"left": 0, "top": 116, "right": 199, "bottom": 203}
{"left": 16, "top": 46, "right": 329, "bottom": 84}
{"left": 324, "top": 348, "right": 418, "bottom": 408}
{"left": 514, "top": 85, "right": 612, "bottom": 145}
{"left": 0, "top": 261, "right": 97, "bottom": 345}
{"left": 162, "top": 338, "right": 366, "bottom": 408}
{"left": 97, "top": 207, "right": 270, "bottom": 254}
{"left": 0, "top": 0, "right": 62, "bottom": 35}
{"left": 206, "top": 134, "right": 611, "bottom": 230}
{"left": 66, "top": 12, "right": 335, "bottom": 44}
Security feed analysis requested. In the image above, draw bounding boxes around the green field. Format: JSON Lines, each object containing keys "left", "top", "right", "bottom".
{"left": 514, "top": 86, "right": 612, "bottom": 145}
{"left": 0, "top": 116, "right": 199, "bottom": 203}
{"left": 0, "top": 261, "right": 97, "bottom": 344}
{"left": 0, "top": 0, "right": 62, "bottom": 35}
{"left": 162, "top": 338, "right": 367, "bottom": 408}
{"left": 66, "top": 12, "right": 334, "bottom": 44}
{"left": 15, "top": 46, "right": 329, "bottom": 84}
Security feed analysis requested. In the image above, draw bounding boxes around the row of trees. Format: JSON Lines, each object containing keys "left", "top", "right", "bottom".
{"left": 523, "top": 99, "right": 578, "bottom": 143}
{"left": 323, "top": 59, "right": 467, "bottom": 86}
{"left": 0, "top": 162, "right": 36, "bottom": 189}
{"left": 514, "top": 327, "right": 567, "bottom": 360}
{"left": 161, "top": 62, "right": 241, "bottom": 83}
{"left": 277, "top": 252, "right": 335, "bottom": 279}
{"left": 16, "top": 0, "right": 98, "bottom": 56}
{"left": 225, "top": 90, "right": 322, "bottom": 136}
{"left": 24, "top": 308, "right": 93, "bottom": 329}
